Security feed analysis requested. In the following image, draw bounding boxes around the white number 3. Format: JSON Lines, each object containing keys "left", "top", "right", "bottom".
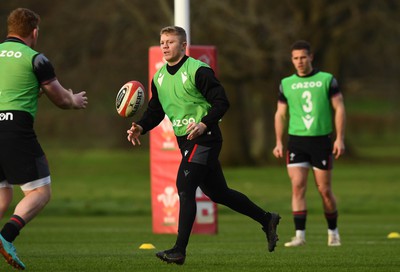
{"left": 302, "top": 91, "right": 313, "bottom": 113}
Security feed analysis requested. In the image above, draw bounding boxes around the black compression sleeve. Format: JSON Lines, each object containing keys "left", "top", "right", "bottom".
{"left": 195, "top": 67, "right": 230, "bottom": 129}
{"left": 328, "top": 77, "right": 340, "bottom": 98}
{"left": 32, "top": 53, "right": 56, "bottom": 84}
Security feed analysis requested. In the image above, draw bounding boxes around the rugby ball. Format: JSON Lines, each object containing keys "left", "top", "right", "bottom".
{"left": 116, "top": 80, "right": 145, "bottom": 118}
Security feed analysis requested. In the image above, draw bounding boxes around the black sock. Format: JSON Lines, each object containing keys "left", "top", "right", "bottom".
{"left": 1, "top": 215, "right": 26, "bottom": 242}
{"left": 325, "top": 211, "right": 338, "bottom": 230}
{"left": 293, "top": 210, "right": 307, "bottom": 231}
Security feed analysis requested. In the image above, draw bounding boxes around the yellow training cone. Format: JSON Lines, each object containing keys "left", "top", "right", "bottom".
{"left": 387, "top": 232, "right": 400, "bottom": 239}
{"left": 139, "top": 243, "right": 156, "bottom": 249}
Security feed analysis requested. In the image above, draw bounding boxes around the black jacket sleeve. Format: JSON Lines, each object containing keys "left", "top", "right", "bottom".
{"left": 195, "top": 67, "right": 230, "bottom": 129}
{"left": 136, "top": 80, "right": 165, "bottom": 134}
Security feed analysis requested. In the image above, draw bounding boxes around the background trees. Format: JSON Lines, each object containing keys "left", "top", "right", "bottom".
{"left": 1, "top": 0, "right": 398, "bottom": 165}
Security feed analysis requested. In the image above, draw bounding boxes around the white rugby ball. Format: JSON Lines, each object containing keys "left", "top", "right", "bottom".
{"left": 116, "top": 80, "right": 145, "bottom": 118}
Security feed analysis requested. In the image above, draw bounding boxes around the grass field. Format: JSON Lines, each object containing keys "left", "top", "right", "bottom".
{"left": 2, "top": 148, "right": 400, "bottom": 271}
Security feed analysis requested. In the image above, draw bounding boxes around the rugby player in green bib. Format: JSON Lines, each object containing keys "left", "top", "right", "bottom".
{"left": 127, "top": 26, "right": 280, "bottom": 264}
{"left": 0, "top": 8, "right": 87, "bottom": 270}
{"left": 273, "top": 40, "right": 346, "bottom": 247}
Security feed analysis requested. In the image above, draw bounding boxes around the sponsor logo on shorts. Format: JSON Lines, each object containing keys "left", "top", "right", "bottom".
{"left": 0, "top": 112, "right": 13, "bottom": 121}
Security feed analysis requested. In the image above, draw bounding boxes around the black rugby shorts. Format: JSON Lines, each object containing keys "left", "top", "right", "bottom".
{"left": 286, "top": 135, "right": 333, "bottom": 170}
{"left": 0, "top": 137, "right": 50, "bottom": 185}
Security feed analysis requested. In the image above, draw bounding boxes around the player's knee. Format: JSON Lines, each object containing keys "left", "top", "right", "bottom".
{"left": 35, "top": 188, "right": 51, "bottom": 208}
{"left": 292, "top": 184, "right": 306, "bottom": 196}
{"left": 207, "top": 191, "right": 230, "bottom": 205}
{"left": 31, "top": 184, "right": 52, "bottom": 206}
{"left": 43, "top": 189, "right": 52, "bottom": 204}
{"left": 178, "top": 191, "right": 187, "bottom": 202}
{"left": 319, "top": 188, "right": 333, "bottom": 199}
{"left": 178, "top": 191, "right": 196, "bottom": 204}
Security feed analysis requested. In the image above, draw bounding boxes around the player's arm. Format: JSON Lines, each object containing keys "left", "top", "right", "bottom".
{"left": 42, "top": 80, "right": 87, "bottom": 109}
{"left": 328, "top": 78, "right": 346, "bottom": 159}
{"left": 127, "top": 122, "right": 143, "bottom": 146}
{"left": 273, "top": 101, "right": 288, "bottom": 158}
{"left": 331, "top": 93, "right": 346, "bottom": 159}
{"left": 195, "top": 67, "right": 230, "bottom": 130}
{"left": 128, "top": 80, "right": 165, "bottom": 145}
{"left": 136, "top": 80, "right": 165, "bottom": 134}
{"left": 33, "top": 54, "right": 87, "bottom": 109}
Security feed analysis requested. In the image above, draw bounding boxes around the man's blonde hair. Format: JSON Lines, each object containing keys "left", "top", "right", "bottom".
{"left": 7, "top": 8, "right": 40, "bottom": 38}
{"left": 160, "top": 26, "right": 187, "bottom": 43}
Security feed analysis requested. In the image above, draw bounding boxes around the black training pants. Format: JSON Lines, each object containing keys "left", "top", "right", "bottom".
{"left": 174, "top": 139, "right": 268, "bottom": 250}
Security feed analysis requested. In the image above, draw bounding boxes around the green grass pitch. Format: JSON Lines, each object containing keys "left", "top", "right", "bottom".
{"left": 1, "top": 149, "right": 399, "bottom": 271}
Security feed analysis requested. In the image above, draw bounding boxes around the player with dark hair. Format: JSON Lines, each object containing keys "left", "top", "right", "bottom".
{"left": 127, "top": 25, "right": 280, "bottom": 265}
{"left": 0, "top": 8, "right": 88, "bottom": 270}
{"left": 273, "top": 40, "right": 346, "bottom": 247}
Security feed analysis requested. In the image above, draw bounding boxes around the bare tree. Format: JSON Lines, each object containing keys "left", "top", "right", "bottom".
{"left": 1, "top": 0, "right": 398, "bottom": 162}
{"left": 191, "top": 0, "right": 400, "bottom": 164}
